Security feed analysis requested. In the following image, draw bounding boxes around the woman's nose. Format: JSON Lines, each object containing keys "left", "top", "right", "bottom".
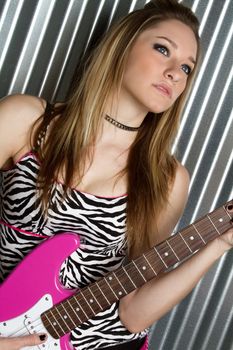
{"left": 164, "top": 65, "right": 181, "bottom": 83}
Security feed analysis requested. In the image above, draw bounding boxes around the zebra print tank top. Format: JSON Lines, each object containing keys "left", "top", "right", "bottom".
{"left": 0, "top": 135, "right": 148, "bottom": 348}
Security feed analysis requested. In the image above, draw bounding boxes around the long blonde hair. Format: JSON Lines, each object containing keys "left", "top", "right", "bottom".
{"left": 33, "top": 0, "right": 200, "bottom": 258}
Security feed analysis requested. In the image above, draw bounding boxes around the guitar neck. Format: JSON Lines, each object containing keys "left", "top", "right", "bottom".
{"left": 42, "top": 200, "right": 233, "bottom": 339}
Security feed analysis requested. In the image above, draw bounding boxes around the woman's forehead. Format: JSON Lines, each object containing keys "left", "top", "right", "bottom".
{"left": 135, "top": 19, "right": 198, "bottom": 59}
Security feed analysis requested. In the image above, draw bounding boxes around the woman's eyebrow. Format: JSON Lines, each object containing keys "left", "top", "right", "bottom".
{"left": 156, "top": 35, "right": 196, "bottom": 64}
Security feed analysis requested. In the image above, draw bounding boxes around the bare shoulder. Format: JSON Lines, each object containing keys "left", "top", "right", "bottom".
{"left": 171, "top": 161, "right": 190, "bottom": 198}
{"left": 0, "top": 94, "right": 45, "bottom": 123}
{"left": 154, "top": 161, "right": 190, "bottom": 244}
{"left": 0, "top": 94, "right": 46, "bottom": 168}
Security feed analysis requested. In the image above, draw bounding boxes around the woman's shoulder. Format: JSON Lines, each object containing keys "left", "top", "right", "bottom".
{"left": 0, "top": 94, "right": 46, "bottom": 167}
{"left": 173, "top": 160, "right": 190, "bottom": 186}
{"left": 169, "top": 160, "right": 190, "bottom": 210}
{"left": 169, "top": 160, "right": 190, "bottom": 206}
{"left": 0, "top": 94, "right": 45, "bottom": 121}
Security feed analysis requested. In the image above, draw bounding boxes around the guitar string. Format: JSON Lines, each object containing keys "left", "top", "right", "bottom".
{"left": 27, "top": 219, "right": 228, "bottom": 333}
{"left": 7, "top": 210, "right": 229, "bottom": 338}
{"left": 5, "top": 250, "right": 165, "bottom": 338}
{"left": 36, "top": 218, "right": 230, "bottom": 332}
{"left": 41, "top": 229, "right": 215, "bottom": 330}
{"left": 5, "top": 232, "right": 220, "bottom": 341}
{"left": 69, "top": 220, "right": 226, "bottom": 311}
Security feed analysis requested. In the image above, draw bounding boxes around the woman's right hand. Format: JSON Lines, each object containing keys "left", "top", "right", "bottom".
{"left": 0, "top": 333, "right": 47, "bottom": 350}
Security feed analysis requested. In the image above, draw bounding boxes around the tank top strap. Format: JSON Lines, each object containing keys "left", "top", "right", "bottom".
{"left": 33, "top": 101, "right": 55, "bottom": 152}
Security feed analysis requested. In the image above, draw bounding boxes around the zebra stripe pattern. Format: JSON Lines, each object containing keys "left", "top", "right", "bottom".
{"left": 0, "top": 152, "right": 147, "bottom": 349}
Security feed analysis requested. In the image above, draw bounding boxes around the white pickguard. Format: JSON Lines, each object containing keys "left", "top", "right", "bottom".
{"left": 0, "top": 294, "right": 61, "bottom": 350}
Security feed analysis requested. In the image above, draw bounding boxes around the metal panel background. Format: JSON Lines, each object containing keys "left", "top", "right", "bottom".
{"left": 0, "top": 1, "right": 232, "bottom": 349}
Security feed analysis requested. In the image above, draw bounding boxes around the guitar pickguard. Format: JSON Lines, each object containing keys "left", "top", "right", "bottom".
{"left": 0, "top": 294, "right": 60, "bottom": 350}
{"left": 0, "top": 294, "right": 61, "bottom": 350}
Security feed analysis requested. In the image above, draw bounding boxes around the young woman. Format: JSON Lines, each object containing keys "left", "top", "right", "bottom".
{"left": 0, "top": 0, "right": 232, "bottom": 349}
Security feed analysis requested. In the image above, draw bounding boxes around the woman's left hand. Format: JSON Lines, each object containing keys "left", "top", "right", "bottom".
{"left": 217, "top": 226, "right": 233, "bottom": 252}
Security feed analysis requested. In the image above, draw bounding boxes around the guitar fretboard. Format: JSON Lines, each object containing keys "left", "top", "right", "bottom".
{"left": 41, "top": 200, "right": 233, "bottom": 339}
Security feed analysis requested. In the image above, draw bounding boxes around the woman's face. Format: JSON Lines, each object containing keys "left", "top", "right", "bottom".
{"left": 121, "top": 19, "right": 198, "bottom": 116}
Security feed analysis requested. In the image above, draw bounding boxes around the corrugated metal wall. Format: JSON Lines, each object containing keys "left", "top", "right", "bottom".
{"left": 0, "top": 1, "right": 232, "bottom": 349}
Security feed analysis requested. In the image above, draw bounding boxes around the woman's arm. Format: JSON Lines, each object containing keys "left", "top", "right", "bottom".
{"left": 0, "top": 94, "right": 47, "bottom": 350}
{"left": 119, "top": 163, "right": 233, "bottom": 333}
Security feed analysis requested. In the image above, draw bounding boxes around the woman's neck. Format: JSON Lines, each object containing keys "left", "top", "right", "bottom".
{"left": 105, "top": 91, "right": 148, "bottom": 128}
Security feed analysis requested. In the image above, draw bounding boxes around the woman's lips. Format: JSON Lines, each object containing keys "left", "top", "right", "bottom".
{"left": 153, "top": 83, "right": 172, "bottom": 98}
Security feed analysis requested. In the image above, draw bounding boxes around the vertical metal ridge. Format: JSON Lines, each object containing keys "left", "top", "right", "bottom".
{"left": 38, "top": 0, "right": 77, "bottom": 96}
{"left": 0, "top": 1, "right": 232, "bottom": 349}
{"left": 11, "top": 1, "right": 56, "bottom": 94}
{"left": 190, "top": 67, "right": 233, "bottom": 219}
{"left": 174, "top": 0, "right": 231, "bottom": 166}
{"left": 50, "top": 0, "right": 90, "bottom": 100}
{"left": 0, "top": 0, "right": 24, "bottom": 70}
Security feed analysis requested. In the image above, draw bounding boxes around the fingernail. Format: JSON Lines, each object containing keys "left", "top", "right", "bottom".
{"left": 39, "top": 334, "right": 47, "bottom": 341}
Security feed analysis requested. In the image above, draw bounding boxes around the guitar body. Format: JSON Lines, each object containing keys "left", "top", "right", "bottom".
{"left": 0, "top": 233, "right": 80, "bottom": 350}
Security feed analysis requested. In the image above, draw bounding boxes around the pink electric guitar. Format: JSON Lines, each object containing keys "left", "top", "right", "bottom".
{"left": 0, "top": 200, "right": 232, "bottom": 350}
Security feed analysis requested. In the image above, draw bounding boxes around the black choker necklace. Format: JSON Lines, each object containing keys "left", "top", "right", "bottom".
{"left": 105, "top": 115, "right": 140, "bottom": 132}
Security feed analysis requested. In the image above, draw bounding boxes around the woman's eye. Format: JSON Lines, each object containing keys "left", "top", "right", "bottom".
{"left": 181, "top": 64, "right": 192, "bottom": 75}
{"left": 153, "top": 44, "right": 169, "bottom": 56}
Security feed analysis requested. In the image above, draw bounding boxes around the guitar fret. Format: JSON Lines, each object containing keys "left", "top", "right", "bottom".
{"left": 97, "top": 278, "right": 119, "bottom": 304}
{"left": 143, "top": 254, "right": 158, "bottom": 276}
{"left": 88, "top": 286, "right": 103, "bottom": 310}
{"left": 209, "top": 207, "right": 232, "bottom": 236}
{"left": 166, "top": 240, "right": 180, "bottom": 261}
{"left": 192, "top": 224, "right": 207, "bottom": 244}
{"left": 207, "top": 215, "right": 220, "bottom": 235}
{"left": 104, "top": 277, "right": 119, "bottom": 299}
{"left": 73, "top": 296, "right": 89, "bottom": 319}
{"left": 195, "top": 216, "right": 219, "bottom": 242}
{"left": 113, "top": 265, "right": 141, "bottom": 295}
{"left": 154, "top": 247, "right": 168, "bottom": 268}
{"left": 44, "top": 310, "right": 63, "bottom": 337}
{"left": 56, "top": 306, "right": 70, "bottom": 332}
{"left": 179, "top": 232, "right": 193, "bottom": 252}
{"left": 95, "top": 281, "right": 111, "bottom": 306}
{"left": 136, "top": 255, "right": 158, "bottom": 279}
{"left": 113, "top": 272, "right": 127, "bottom": 294}
{"left": 79, "top": 290, "right": 96, "bottom": 315}
{"left": 122, "top": 266, "right": 137, "bottom": 288}
{"left": 80, "top": 290, "right": 95, "bottom": 318}
{"left": 51, "top": 309, "right": 67, "bottom": 334}
{"left": 168, "top": 234, "right": 191, "bottom": 260}
{"left": 132, "top": 261, "right": 147, "bottom": 282}
{"left": 115, "top": 261, "right": 138, "bottom": 294}
{"left": 61, "top": 304, "right": 77, "bottom": 328}
{"left": 69, "top": 298, "right": 87, "bottom": 322}
{"left": 67, "top": 299, "right": 82, "bottom": 323}
{"left": 103, "top": 273, "right": 125, "bottom": 298}
{"left": 61, "top": 301, "right": 76, "bottom": 330}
